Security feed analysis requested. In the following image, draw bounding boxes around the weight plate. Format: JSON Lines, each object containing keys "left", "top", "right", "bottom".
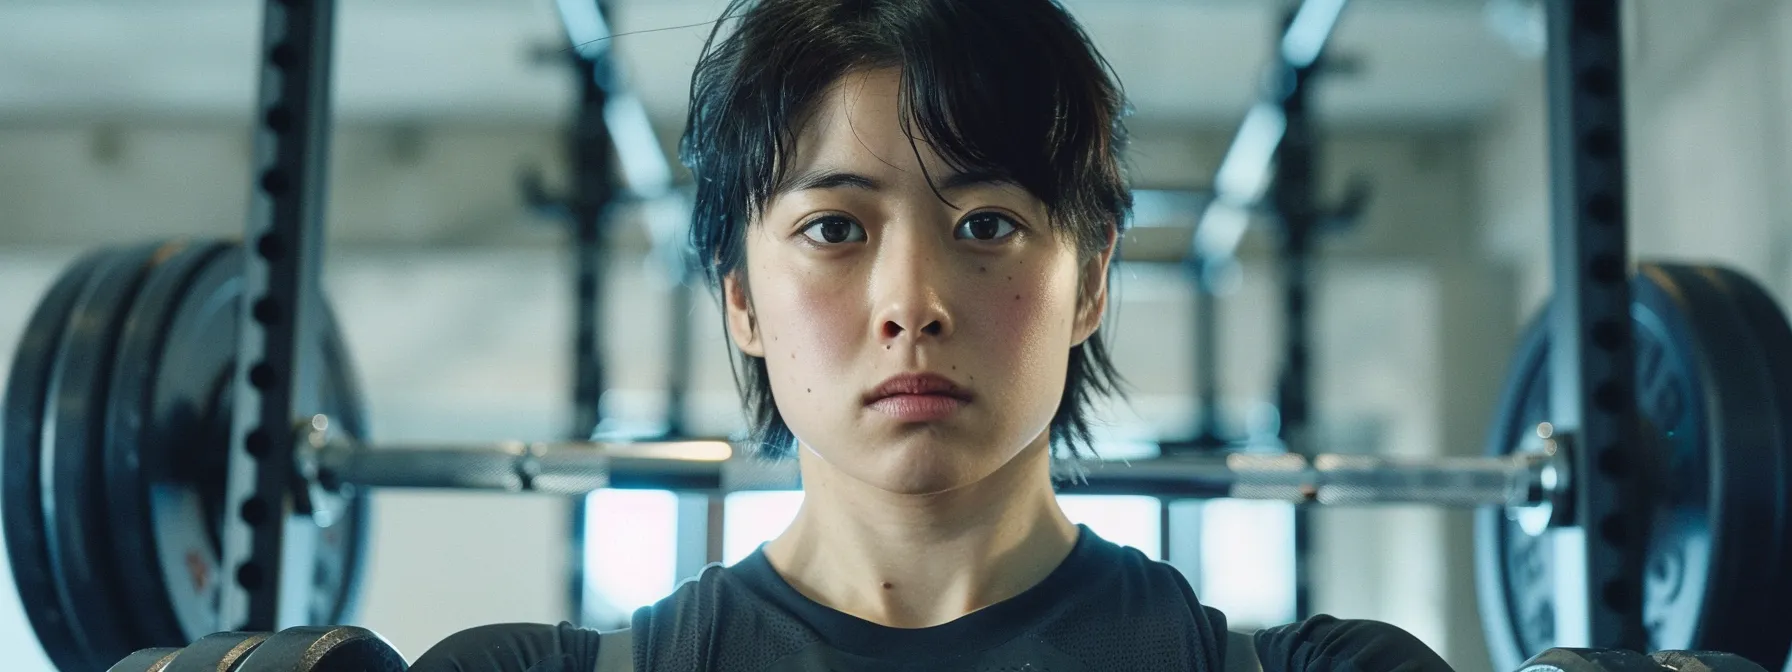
{"left": 105, "top": 647, "right": 181, "bottom": 672}
{"left": 1653, "top": 264, "right": 1792, "bottom": 668}
{"left": 161, "top": 630, "right": 270, "bottom": 672}
{"left": 3, "top": 249, "right": 110, "bottom": 670}
{"left": 43, "top": 242, "right": 167, "bottom": 671}
{"left": 106, "top": 241, "right": 233, "bottom": 647}
{"left": 1476, "top": 263, "right": 1792, "bottom": 670}
{"left": 1711, "top": 265, "right": 1792, "bottom": 669}
{"left": 119, "top": 243, "right": 371, "bottom": 643}
{"left": 234, "top": 625, "right": 407, "bottom": 672}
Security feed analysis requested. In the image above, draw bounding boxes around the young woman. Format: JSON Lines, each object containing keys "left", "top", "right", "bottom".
{"left": 414, "top": 1, "right": 1455, "bottom": 670}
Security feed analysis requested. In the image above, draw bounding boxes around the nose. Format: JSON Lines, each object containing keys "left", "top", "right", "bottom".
{"left": 871, "top": 229, "right": 954, "bottom": 345}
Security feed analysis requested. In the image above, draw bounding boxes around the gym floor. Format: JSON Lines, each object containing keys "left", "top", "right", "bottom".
{"left": 2, "top": 1, "right": 1791, "bottom": 670}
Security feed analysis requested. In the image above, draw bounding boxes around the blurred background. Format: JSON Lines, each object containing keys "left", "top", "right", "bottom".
{"left": 2, "top": 0, "right": 1790, "bottom": 670}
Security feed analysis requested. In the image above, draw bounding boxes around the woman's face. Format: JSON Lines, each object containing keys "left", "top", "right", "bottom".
{"left": 723, "top": 68, "right": 1112, "bottom": 496}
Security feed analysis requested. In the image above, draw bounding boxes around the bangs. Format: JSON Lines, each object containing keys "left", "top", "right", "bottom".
{"left": 891, "top": 5, "right": 1128, "bottom": 238}
{"left": 684, "top": 0, "right": 1131, "bottom": 286}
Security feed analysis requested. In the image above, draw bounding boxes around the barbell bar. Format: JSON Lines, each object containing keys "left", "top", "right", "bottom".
{"left": 296, "top": 413, "right": 1562, "bottom": 509}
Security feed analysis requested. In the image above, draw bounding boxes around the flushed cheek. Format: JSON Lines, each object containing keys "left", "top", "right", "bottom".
{"left": 756, "top": 268, "right": 864, "bottom": 390}
{"left": 962, "top": 267, "right": 1077, "bottom": 383}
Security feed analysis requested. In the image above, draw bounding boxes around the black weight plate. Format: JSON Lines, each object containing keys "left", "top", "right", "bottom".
{"left": 234, "top": 626, "right": 407, "bottom": 672}
{"left": 1680, "top": 265, "right": 1792, "bottom": 671}
{"left": 162, "top": 631, "right": 270, "bottom": 672}
{"left": 105, "top": 240, "right": 233, "bottom": 648}
{"left": 42, "top": 242, "right": 167, "bottom": 671}
{"left": 3, "top": 249, "right": 108, "bottom": 670}
{"left": 105, "top": 647, "right": 181, "bottom": 672}
{"left": 1476, "top": 263, "right": 1792, "bottom": 670}
{"left": 1645, "top": 265, "right": 1792, "bottom": 667}
{"left": 124, "top": 244, "right": 371, "bottom": 641}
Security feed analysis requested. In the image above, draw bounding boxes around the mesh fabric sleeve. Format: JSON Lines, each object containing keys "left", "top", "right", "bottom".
{"left": 1252, "top": 616, "right": 1456, "bottom": 672}
{"left": 410, "top": 622, "right": 606, "bottom": 672}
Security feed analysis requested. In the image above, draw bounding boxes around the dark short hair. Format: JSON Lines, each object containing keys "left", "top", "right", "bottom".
{"left": 682, "top": 0, "right": 1132, "bottom": 459}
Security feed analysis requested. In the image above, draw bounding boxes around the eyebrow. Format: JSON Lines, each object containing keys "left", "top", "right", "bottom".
{"left": 772, "top": 167, "right": 1013, "bottom": 197}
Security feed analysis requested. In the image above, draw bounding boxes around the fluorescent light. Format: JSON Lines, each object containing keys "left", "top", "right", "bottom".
{"left": 555, "top": 0, "right": 611, "bottom": 59}
{"left": 1279, "top": 0, "right": 1349, "bottom": 67}
{"left": 604, "top": 92, "right": 674, "bottom": 195}
{"left": 1213, "top": 103, "right": 1285, "bottom": 203}
{"left": 1194, "top": 201, "right": 1253, "bottom": 260}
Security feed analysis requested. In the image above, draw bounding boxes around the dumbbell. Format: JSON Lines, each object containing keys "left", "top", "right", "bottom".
{"left": 109, "top": 625, "right": 407, "bottom": 672}
{"left": 1518, "top": 649, "right": 1769, "bottom": 672}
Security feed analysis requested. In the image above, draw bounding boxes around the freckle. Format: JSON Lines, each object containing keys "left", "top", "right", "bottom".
{"left": 979, "top": 266, "right": 986, "bottom": 273}
{"left": 807, "top": 388, "right": 812, "bottom": 393}
{"left": 1006, "top": 276, "right": 1012, "bottom": 281}
{"left": 1015, "top": 294, "right": 1021, "bottom": 300}
{"left": 951, "top": 366, "right": 957, "bottom": 370}
{"left": 886, "top": 345, "right": 891, "bottom": 350}
{"left": 882, "top": 582, "right": 893, "bottom": 590}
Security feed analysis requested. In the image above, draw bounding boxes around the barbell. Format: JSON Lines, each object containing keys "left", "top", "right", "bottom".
{"left": 6, "top": 238, "right": 1792, "bottom": 671}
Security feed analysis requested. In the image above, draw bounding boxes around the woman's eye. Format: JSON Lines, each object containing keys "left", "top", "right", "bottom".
{"left": 955, "top": 212, "right": 1019, "bottom": 241}
{"left": 799, "top": 216, "right": 867, "bottom": 245}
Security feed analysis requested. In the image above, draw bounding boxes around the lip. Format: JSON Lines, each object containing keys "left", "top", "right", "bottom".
{"left": 863, "top": 372, "right": 972, "bottom": 404}
{"left": 863, "top": 372, "right": 972, "bottom": 422}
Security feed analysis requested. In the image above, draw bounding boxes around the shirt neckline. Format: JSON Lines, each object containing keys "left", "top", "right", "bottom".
{"left": 723, "top": 524, "right": 1114, "bottom": 659}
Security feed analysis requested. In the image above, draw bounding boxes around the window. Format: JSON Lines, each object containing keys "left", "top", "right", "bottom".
{"left": 581, "top": 489, "right": 679, "bottom": 618}
{"left": 582, "top": 486, "right": 1295, "bottom": 628}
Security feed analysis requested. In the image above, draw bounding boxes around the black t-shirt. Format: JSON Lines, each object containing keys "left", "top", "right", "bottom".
{"left": 411, "top": 525, "right": 1456, "bottom": 672}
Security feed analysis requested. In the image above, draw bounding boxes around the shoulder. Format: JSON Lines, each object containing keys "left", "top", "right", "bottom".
{"left": 410, "top": 622, "right": 613, "bottom": 672}
{"left": 1094, "top": 541, "right": 1202, "bottom": 598}
{"left": 630, "top": 562, "right": 732, "bottom": 636}
{"left": 627, "top": 561, "right": 821, "bottom": 671}
{"left": 1029, "top": 538, "right": 1231, "bottom": 670}
{"left": 1250, "top": 615, "right": 1455, "bottom": 672}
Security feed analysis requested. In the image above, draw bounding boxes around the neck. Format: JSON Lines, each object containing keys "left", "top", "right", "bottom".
{"left": 761, "top": 434, "right": 1080, "bottom": 629}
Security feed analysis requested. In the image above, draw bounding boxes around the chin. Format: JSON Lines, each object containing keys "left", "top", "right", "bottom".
{"left": 862, "top": 433, "right": 1006, "bottom": 495}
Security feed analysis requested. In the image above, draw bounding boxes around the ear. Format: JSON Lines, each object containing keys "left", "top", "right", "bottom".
{"left": 1072, "top": 221, "right": 1117, "bottom": 346}
{"left": 723, "top": 270, "right": 766, "bottom": 357}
